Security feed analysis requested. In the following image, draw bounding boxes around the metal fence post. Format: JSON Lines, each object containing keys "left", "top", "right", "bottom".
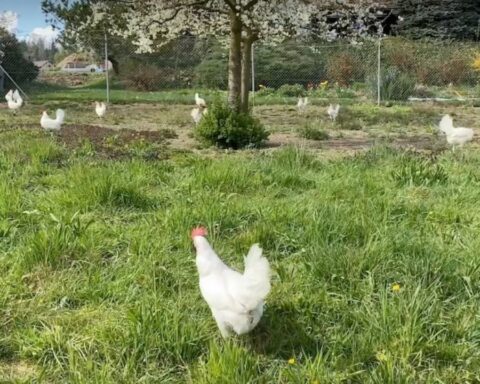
{"left": 104, "top": 31, "right": 110, "bottom": 104}
{"left": 377, "top": 37, "right": 381, "bottom": 106}
{"left": 0, "top": 63, "right": 29, "bottom": 101}
{"left": 251, "top": 42, "right": 255, "bottom": 113}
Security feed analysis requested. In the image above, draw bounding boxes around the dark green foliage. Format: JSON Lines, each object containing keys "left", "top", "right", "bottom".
{"left": 393, "top": 0, "right": 480, "bottom": 41}
{"left": 391, "top": 154, "right": 448, "bottom": 186}
{"left": 298, "top": 124, "right": 330, "bottom": 140}
{"left": 371, "top": 67, "right": 416, "bottom": 101}
{"left": 255, "top": 41, "right": 325, "bottom": 88}
{"left": 0, "top": 28, "right": 39, "bottom": 88}
{"left": 277, "top": 84, "right": 305, "bottom": 97}
{"left": 194, "top": 97, "right": 269, "bottom": 149}
{"left": 193, "top": 43, "right": 228, "bottom": 89}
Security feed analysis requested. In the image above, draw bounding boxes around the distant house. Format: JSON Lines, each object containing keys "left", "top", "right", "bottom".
{"left": 34, "top": 60, "right": 54, "bottom": 72}
{"left": 56, "top": 53, "right": 112, "bottom": 74}
{"left": 61, "top": 61, "right": 103, "bottom": 73}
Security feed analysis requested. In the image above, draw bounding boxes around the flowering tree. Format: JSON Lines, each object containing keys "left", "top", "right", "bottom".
{"left": 44, "top": 0, "right": 382, "bottom": 112}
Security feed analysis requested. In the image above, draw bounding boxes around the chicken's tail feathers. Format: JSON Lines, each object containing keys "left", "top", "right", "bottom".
{"left": 243, "top": 244, "right": 271, "bottom": 301}
{"left": 56, "top": 109, "right": 65, "bottom": 123}
{"left": 439, "top": 114, "right": 453, "bottom": 133}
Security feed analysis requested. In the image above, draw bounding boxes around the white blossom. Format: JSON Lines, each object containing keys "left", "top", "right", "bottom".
{"left": 77, "top": 0, "right": 382, "bottom": 51}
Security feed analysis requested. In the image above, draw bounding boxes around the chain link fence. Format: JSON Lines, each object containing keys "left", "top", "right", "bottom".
{"left": 1, "top": 36, "right": 479, "bottom": 108}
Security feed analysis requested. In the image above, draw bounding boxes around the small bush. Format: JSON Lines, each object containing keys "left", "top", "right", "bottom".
{"left": 276, "top": 84, "right": 305, "bottom": 97}
{"left": 256, "top": 85, "right": 275, "bottom": 97}
{"left": 298, "top": 124, "right": 330, "bottom": 141}
{"left": 327, "top": 52, "right": 363, "bottom": 87}
{"left": 122, "top": 63, "right": 164, "bottom": 91}
{"left": 372, "top": 67, "right": 415, "bottom": 101}
{"left": 121, "top": 62, "right": 191, "bottom": 91}
{"left": 194, "top": 98, "right": 269, "bottom": 149}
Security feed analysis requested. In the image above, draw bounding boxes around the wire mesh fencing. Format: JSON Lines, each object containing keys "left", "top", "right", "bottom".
{"left": 1, "top": 35, "right": 479, "bottom": 108}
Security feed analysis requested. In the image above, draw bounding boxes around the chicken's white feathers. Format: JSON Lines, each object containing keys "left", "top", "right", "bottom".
{"left": 56, "top": 109, "right": 65, "bottom": 124}
{"left": 297, "top": 97, "right": 309, "bottom": 113}
{"left": 191, "top": 107, "right": 203, "bottom": 125}
{"left": 237, "top": 244, "right": 271, "bottom": 308}
{"left": 12, "top": 89, "right": 20, "bottom": 101}
{"left": 327, "top": 103, "right": 340, "bottom": 121}
{"left": 439, "top": 114, "right": 453, "bottom": 134}
{"left": 95, "top": 101, "right": 107, "bottom": 117}
{"left": 438, "top": 114, "right": 473, "bottom": 148}
{"left": 5, "top": 89, "right": 23, "bottom": 110}
{"left": 41, "top": 109, "right": 65, "bottom": 131}
{"left": 195, "top": 93, "right": 207, "bottom": 107}
{"left": 193, "top": 234, "right": 271, "bottom": 337}
{"left": 4, "top": 89, "right": 13, "bottom": 102}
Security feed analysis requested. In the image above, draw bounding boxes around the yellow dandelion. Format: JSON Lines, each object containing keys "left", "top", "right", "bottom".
{"left": 472, "top": 56, "right": 480, "bottom": 72}
{"left": 376, "top": 350, "right": 387, "bottom": 362}
{"left": 288, "top": 357, "right": 296, "bottom": 365}
{"left": 392, "top": 283, "right": 401, "bottom": 293}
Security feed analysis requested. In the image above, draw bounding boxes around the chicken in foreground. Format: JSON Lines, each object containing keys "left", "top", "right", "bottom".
{"left": 41, "top": 109, "right": 65, "bottom": 131}
{"left": 327, "top": 103, "right": 340, "bottom": 122}
{"left": 439, "top": 114, "right": 474, "bottom": 150}
{"left": 5, "top": 89, "right": 23, "bottom": 113}
{"left": 95, "top": 101, "right": 107, "bottom": 117}
{"left": 191, "top": 227, "right": 271, "bottom": 338}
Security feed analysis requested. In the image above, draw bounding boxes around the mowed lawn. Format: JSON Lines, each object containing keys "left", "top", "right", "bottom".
{"left": 1, "top": 118, "right": 480, "bottom": 382}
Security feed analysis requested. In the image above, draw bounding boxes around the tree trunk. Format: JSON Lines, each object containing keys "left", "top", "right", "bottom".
{"left": 107, "top": 55, "right": 120, "bottom": 75}
{"left": 240, "top": 38, "right": 253, "bottom": 113}
{"left": 227, "top": 12, "right": 242, "bottom": 112}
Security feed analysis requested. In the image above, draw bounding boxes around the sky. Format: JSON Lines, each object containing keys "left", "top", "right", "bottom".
{"left": 0, "top": 0, "right": 61, "bottom": 45}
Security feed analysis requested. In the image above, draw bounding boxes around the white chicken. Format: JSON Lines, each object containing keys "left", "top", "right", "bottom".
{"left": 191, "top": 227, "right": 271, "bottom": 338}
{"left": 5, "top": 89, "right": 23, "bottom": 113}
{"left": 297, "top": 97, "right": 309, "bottom": 113}
{"left": 40, "top": 109, "right": 65, "bottom": 131}
{"left": 439, "top": 114, "right": 474, "bottom": 150}
{"left": 327, "top": 103, "right": 340, "bottom": 122}
{"left": 191, "top": 106, "right": 208, "bottom": 125}
{"left": 95, "top": 101, "right": 107, "bottom": 117}
{"left": 195, "top": 93, "right": 207, "bottom": 107}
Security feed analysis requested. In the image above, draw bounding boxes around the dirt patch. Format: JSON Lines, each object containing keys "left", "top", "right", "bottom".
{"left": 56, "top": 124, "right": 177, "bottom": 159}
{"left": 54, "top": 124, "right": 441, "bottom": 157}
{"left": 268, "top": 132, "right": 439, "bottom": 152}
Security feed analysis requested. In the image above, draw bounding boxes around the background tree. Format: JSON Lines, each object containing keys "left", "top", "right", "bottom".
{"left": 19, "top": 38, "right": 59, "bottom": 62}
{"left": 43, "top": 0, "right": 381, "bottom": 113}
{"left": 0, "top": 28, "right": 39, "bottom": 89}
{"left": 393, "top": 0, "right": 480, "bottom": 41}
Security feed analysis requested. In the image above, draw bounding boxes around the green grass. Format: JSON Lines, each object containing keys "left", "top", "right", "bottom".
{"left": 1, "top": 122, "right": 480, "bottom": 382}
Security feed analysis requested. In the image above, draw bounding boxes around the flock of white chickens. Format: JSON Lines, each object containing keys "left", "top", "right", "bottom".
{"left": 1, "top": 88, "right": 477, "bottom": 338}
{"left": 5, "top": 89, "right": 107, "bottom": 132}
{"left": 5, "top": 89, "right": 474, "bottom": 150}
{"left": 297, "top": 97, "right": 340, "bottom": 122}
{"left": 297, "top": 97, "right": 475, "bottom": 150}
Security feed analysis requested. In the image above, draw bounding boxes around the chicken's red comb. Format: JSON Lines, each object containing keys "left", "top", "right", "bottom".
{"left": 191, "top": 227, "right": 207, "bottom": 238}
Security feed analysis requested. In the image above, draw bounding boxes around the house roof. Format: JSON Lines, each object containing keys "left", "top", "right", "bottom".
{"left": 33, "top": 60, "right": 52, "bottom": 67}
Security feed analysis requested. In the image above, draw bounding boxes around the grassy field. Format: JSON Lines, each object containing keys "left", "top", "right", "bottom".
{"left": 1, "top": 90, "right": 480, "bottom": 382}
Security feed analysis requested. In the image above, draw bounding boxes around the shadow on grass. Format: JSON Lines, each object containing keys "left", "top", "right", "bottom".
{"left": 246, "top": 303, "right": 323, "bottom": 359}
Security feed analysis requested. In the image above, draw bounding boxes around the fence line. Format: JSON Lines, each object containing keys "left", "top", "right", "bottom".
{"left": 1, "top": 36, "right": 479, "bottom": 105}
